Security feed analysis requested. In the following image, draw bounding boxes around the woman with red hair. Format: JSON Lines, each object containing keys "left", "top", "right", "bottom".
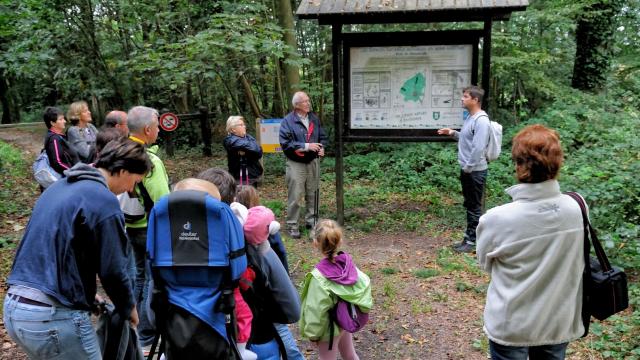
{"left": 477, "top": 124, "right": 586, "bottom": 360}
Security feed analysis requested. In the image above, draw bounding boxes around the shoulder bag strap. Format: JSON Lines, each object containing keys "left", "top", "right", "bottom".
{"left": 564, "top": 191, "right": 594, "bottom": 337}
{"left": 565, "top": 192, "right": 612, "bottom": 271}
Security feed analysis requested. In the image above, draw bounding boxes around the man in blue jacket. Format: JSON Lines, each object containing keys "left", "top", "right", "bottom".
{"left": 4, "top": 138, "right": 151, "bottom": 360}
{"left": 279, "top": 91, "right": 328, "bottom": 239}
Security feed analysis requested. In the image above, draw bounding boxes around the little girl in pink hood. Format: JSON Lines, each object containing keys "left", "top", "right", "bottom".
{"left": 241, "top": 206, "right": 301, "bottom": 359}
{"left": 299, "top": 219, "right": 373, "bottom": 360}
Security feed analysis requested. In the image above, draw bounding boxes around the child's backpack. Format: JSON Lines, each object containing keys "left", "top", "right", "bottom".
{"left": 32, "top": 150, "right": 62, "bottom": 188}
{"left": 327, "top": 298, "right": 369, "bottom": 350}
{"left": 474, "top": 114, "right": 503, "bottom": 162}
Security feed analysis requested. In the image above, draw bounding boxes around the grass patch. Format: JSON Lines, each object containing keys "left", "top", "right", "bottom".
{"left": 413, "top": 268, "right": 440, "bottom": 279}
{"left": 410, "top": 300, "right": 433, "bottom": 315}
{"left": 436, "top": 247, "right": 482, "bottom": 275}
{"left": 381, "top": 267, "right": 399, "bottom": 275}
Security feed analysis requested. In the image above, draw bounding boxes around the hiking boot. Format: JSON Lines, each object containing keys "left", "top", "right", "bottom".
{"left": 288, "top": 228, "right": 301, "bottom": 239}
{"left": 453, "top": 241, "right": 476, "bottom": 253}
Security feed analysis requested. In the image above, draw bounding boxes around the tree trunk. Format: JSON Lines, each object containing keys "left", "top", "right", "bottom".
{"left": 276, "top": 0, "right": 301, "bottom": 100}
{"left": 0, "top": 71, "right": 19, "bottom": 124}
{"left": 571, "top": 0, "right": 623, "bottom": 92}
{"left": 239, "top": 72, "right": 262, "bottom": 118}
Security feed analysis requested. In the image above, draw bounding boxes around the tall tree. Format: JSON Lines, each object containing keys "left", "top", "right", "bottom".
{"left": 571, "top": 0, "right": 623, "bottom": 91}
{"left": 276, "top": 0, "right": 301, "bottom": 100}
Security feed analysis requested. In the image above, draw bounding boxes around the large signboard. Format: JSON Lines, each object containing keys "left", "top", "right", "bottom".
{"left": 343, "top": 30, "right": 481, "bottom": 141}
{"left": 350, "top": 45, "right": 471, "bottom": 130}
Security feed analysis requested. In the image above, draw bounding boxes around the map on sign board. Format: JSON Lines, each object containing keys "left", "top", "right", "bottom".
{"left": 349, "top": 45, "right": 472, "bottom": 129}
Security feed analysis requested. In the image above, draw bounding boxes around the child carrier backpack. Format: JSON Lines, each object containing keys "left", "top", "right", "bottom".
{"left": 32, "top": 150, "right": 62, "bottom": 188}
{"left": 473, "top": 114, "right": 503, "bottom": 162}
{"left": 146, "top": 190, "right": 247, "bottom": 359}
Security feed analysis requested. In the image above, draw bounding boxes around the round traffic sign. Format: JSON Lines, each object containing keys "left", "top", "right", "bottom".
{"left": 159, "top": 112, "right": 179, "bottom": 132}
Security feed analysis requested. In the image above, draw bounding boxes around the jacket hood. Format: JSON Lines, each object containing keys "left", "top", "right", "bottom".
{"left": 64, "top": 163, "right": 107, "bottom": 187}
{"left": 315, "top": 251, "right": 358, "bottom": 286}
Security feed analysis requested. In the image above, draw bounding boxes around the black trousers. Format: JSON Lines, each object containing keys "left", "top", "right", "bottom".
{"left": 460, "top": 169, "right": 487, "bottom": 244}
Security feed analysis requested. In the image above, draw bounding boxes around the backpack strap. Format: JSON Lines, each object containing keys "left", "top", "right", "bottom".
{"left": 471, "top": 113, "right": 490, "bottom": 135}
{"left": 137, "top": 181, "right": 155, "bottom": 215}
{"left": 328, "top": 303, "right": 337, "bottom": 351}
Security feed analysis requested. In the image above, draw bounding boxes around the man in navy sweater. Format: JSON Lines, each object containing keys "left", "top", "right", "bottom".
{"left": 4, "top": 138, "right": 151, "bottom": 360}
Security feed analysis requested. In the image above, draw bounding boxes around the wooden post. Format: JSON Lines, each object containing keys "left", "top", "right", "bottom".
{"left": 332, "top": 23, "right": 344, "bottom": 225}
{"left": 482, "top": 18, "right": 492, "bottom": 111}
{"left": 160, "top": 108, "right": 175, "bottom": 157}
{"left": 199, "top": 106, "right": 212, "bottom": 156}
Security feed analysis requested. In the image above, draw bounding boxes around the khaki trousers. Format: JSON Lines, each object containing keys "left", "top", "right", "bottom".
{"left": 285, "top": 158, "right": 320, "bottom": 230}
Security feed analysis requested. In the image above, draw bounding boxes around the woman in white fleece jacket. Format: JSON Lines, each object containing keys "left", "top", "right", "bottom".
{"left": 477, "top": 124, "right": 585, "bottom": 360}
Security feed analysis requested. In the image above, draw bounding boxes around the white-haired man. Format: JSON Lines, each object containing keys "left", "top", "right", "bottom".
{"left": 125, "top": 106, "right": 170, "bottom": 350}
{"left": 279, "top": 92, "right": 327, "bottom": 239}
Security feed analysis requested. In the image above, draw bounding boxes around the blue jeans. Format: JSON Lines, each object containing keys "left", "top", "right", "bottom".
{"left": 126, "top": 227, "right": 155, "bottom": 346}
{"left": 3, "top": 294, "right": 101, "bottom": 360}
{"left": 249, "top": 338, "right": 280, "bottom": 360}
{"left": 275, "top": 323, "right": 305, "bottom": 360}
{"left": 489, "top": 340, "right": 568, "bottom": 360}
{"left": 460, "top": 169, "right": 487, "bottom": 244}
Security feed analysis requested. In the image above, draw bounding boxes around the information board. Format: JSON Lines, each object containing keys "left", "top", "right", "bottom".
{"left": 349, "top": 44, "right": 472, "bottom": 130}
{"left": 259, "top": 118, "right": 282, "bottom": 153}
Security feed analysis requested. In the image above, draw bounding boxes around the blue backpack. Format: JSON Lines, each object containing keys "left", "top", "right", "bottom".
{"left": 147, "top": 190, "right": 246, "bottom": 275}
{"left": 146, "top": 190, "right": 247, "bottom": 358}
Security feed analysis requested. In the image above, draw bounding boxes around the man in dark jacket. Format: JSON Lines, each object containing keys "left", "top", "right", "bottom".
{"left": 4, "top": 138, "right": 151, "bottom": 360}
{"left": 278, "top": 91, "right": 328, "bottom": 239}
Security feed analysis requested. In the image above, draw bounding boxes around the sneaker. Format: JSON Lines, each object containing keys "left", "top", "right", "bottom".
{"left": 288, "top": 228, "right": 301, "bottom": 239}
{"left": 453, "top": 241, "right": 476, "bottom": 253}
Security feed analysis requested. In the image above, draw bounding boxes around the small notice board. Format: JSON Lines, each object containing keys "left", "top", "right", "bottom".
{"left": 259, "top": 118, "right": 282, "bottom": 153}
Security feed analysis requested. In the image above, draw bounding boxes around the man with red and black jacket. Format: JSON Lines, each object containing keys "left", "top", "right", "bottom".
{"left": 279, "top": 91, "right": 327, "bottom": 239}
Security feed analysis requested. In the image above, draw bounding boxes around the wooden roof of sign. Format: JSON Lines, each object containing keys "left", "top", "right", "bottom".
{"left": 296, "top": 0, "right": 529, "bottom": 24}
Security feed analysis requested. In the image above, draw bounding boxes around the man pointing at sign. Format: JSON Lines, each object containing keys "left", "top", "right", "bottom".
{"left": 279, "top": 91, "right": 327, "bottom": 239}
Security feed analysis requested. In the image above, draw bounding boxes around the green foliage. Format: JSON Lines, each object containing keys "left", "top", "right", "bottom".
{"left": 0, "top": 140, "right": 26, "bottom": 177}
{"left": 263, "top": 199, "right": 284, "bottom": 218}
{"left": 586, "top": 285, "right": 640, "bottom": 358}
{"left": 0, "top": 140, "right": 29, "bottom": 216}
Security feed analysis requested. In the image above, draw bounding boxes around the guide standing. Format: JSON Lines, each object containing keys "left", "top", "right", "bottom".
{"left": 438, "top": 86, "right": 491, "bottom": 253}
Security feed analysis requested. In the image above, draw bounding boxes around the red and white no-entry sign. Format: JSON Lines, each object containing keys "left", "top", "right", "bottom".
{"left": 159, "top": 112, "right": 179, "bottom": 132}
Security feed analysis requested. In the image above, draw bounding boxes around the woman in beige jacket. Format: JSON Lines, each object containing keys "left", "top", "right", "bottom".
{"left": 477, "top": 124, "right": 585, "bottom": 360}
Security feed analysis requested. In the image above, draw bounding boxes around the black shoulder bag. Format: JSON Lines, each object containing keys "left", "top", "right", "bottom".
{"left": 565, "top": 192, "right": 629, "bottom": 336}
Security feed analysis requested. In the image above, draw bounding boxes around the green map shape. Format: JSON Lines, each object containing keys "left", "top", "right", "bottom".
{"left": 399, "top": 72, "right": 426, "bottom": 102}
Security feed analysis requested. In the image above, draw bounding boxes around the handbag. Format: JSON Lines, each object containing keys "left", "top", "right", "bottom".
{"left": 565, "top": 192, "right": 629, "bottom": 335}
{"left": 32, "top": 150, "right": 62, "bottom": 188}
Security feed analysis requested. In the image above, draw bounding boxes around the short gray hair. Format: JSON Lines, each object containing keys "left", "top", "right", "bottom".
{"left": 127, "top": 106, "right": 159, "bottom": 134}
{"left": 292, "top": 91, "right": 308, "bottom": 107}
{"left": 226, "top": 116, "right": 244, "bottom": 134}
